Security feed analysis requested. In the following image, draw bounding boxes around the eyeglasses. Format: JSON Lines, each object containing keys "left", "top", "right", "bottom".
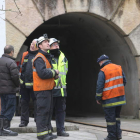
{"left": 51, "top": 43, "right": 59, "bottom": 47}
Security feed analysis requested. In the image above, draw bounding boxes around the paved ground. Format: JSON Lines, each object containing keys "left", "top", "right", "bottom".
{"left": 0, "top": 116, "right": 140, "bottom": 140}
{"left": 66, "top": 115, "right": 140, "bottom": 133}
{"left": 0, "top": 131, "right": 97, "bottom": 140}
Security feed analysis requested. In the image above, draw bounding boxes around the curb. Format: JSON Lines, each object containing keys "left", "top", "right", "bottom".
{"left": 11, "top": 125, "right": 79, "bottom": 133}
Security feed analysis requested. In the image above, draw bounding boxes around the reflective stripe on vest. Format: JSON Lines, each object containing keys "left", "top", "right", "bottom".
{"left": 32, "top": 52, "right": 55, "bottom": 91}
{"left": 103, "top": 84, "right": 124, "bottom": 92}
{"left": 37, "top": 131, "right": 48, "bottom": 136}
{"left": 24, "top": 59, "right": 28, "bottom": 62}
{"left": 105, "top": 76, "right": 123, "bottom": 83}
{"left": 101, "top": 63, "right": 125, "bottom": 100}
{"left": 52, "top": 51, "right": 68, "bottom": 97}
{"left": 54, "top": 85, "right": 66, "bottom": 89}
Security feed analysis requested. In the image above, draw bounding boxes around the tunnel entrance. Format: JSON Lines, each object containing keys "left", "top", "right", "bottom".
{"left": 22, "top": 13, "right": 139, "bottom": 118}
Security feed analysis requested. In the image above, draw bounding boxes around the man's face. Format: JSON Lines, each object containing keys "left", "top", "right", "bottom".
{"left": 50, "top": 42, "right": 59, "bottom": 50}
{"left": 99, "top": 61, "right": 103, "bottom": 66}
{"left": 30, "top": 40, "right": 38, "bottom": 51}
{"left": 39, "top": 40, "right": 50, "bottom": 51}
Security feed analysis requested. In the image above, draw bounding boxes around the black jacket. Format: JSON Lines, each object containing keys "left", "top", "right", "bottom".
{"left": 20, "top": 50, "right": 38, "bottom": 88}
{"left": 0, "top": 54, "right": 19, "bottom": 94}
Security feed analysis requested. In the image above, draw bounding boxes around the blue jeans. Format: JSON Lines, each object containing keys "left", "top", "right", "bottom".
{"left": 0, "top": 94, "right": 16, "bottom": 121}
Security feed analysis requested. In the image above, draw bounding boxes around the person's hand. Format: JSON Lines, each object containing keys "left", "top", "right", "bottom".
{"left": 54, "top": 75, "right": 59, "bottom": 79}
{"left": 55, "top": 70, "right": 59, "bottom": 75}
{"left": 96, "top": 100, "right": 101, "bottom": 105}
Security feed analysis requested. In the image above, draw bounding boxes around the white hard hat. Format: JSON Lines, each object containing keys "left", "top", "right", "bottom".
{"left": 37, "top": 34, "right": 49, "bottom": 47}
{"left": 49, "top": 38, "right": 60, "bottom": 46}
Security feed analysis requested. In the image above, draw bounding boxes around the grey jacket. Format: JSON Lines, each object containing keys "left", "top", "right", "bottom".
{"left": 0, "top": 54, "right": 19, "bottom": 94}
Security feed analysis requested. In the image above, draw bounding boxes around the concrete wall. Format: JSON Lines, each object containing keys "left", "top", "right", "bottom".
{"left": 4, "top": 0, "right": 140, "bottom": 118}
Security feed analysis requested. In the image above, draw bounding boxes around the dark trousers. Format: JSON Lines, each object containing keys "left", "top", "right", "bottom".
{"left": 0, "top": 94, "right": 16, "bottom": 121}
{"left": 103, "top": 106, "right": 122, "bottom": 139}
{"left": 20, "top": 87, "right": 36, "bottom": 123}
{"left": 35, "top": 90, "right": 53, "bottom": 139}
{"left": 53, "top": 97, "right": 66, "bottom": 133}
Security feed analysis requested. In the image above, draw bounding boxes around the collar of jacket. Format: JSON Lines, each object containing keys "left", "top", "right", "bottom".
{"left": 38, "top": 49, "right": 53, "bottom": 59}
{"left": 2, "top": 54, "right": 15, "bottom": 60}
{"left": 28, "top": 50, "right": 38, "bottom": 54}
{"left": 100, "top": 60, "right": 111, "bottom": 69}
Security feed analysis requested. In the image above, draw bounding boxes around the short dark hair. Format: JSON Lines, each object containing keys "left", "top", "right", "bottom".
{"left": 4, "top": 45, "right": 14, "bottom": 54}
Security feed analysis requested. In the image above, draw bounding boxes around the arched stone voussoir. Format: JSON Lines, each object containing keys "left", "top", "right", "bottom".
{"left": 6, "top": 0, "right": 44, "bottom": 36}
{"left": 6, "top": 22, "right": 26, "bottom": 58}
{"left": 112, "top": 0, "right": 140, "bottom": 35}
{"left": 44, "top": 0, "right": 65, "bottom": 21}
{"left": 89, "top": 0, "right": 122, "bottom": 20}
{"left": 129, "top": 24, "right": 140, "bottom": 56}
{"left": 65, "top": 0, "right": 90, "bottom": 12}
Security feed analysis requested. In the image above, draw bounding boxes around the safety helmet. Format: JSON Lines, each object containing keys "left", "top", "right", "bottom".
{"left": 97, "top": 54, "right": 109, "bottom": 63}
{"left": 37, "top": 34, "right": 49, "bottom": 47}
{"left": 49, "top": 38, "right": 60, "bottom": 46}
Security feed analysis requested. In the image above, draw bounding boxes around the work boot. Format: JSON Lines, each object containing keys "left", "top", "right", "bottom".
{"left": 3, "top": 118, "right": 10, "bottom": 129}
{"left": 49, "top": 133, "right": 57, "bottom": 139}
{"left": 104, "top": 137, "right": 117, "bottom": 140}
{"left": 19, "top": 121, "right": 28, "bottom": 127}
{"left": 0, "top": 118, "right": 18, "bottom": 136}
{"left": 39, "top": 135, "right": 52, "bottom": 140}
{"left": 117, "top": 135, "right": 122, "bottom": 140}
{"left": 57, "top": 131, "right": 69, "bottom": 137}
{"left": 2, "top": 129, "right": 18, "bottom": 136}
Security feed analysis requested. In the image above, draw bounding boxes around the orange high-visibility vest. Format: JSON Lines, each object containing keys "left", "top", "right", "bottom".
{"left": 19, "top": 51, "right": 28, "bottom": 76}
{"left": 32, "top": 52, "right": 55, "bottom": 91}
{"left": 101, "top": 63, "right": 125, "bottom": 100}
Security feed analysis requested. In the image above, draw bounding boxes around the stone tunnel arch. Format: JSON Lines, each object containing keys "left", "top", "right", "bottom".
{"left": 17, "top": 12, "right": 139, "bottom": 118}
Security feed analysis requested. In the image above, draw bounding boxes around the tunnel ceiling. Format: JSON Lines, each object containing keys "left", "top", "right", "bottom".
{"left": 24, "top": 13, "right": 139, "bottom": 118}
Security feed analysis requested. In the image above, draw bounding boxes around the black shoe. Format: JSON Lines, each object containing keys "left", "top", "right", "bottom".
{"left": 40, "top": 135, "right": 52, "bottom": 140}
{"left": 104, "top": 137, "right": 117, "bottom": 140}
{"left": 117, "top": 135, "right": 122, "bottom": 140}
{"left": 57, "top": 131, "right": 69, "bottom": 137}
{"left": 19, "top": 122, "right": 28, "bottom": 127}
{"left": 49, "top": 133, "right": 57, "bottom": 139}
{"left": 1, "top": 129, "right": 18, "bottom": 136}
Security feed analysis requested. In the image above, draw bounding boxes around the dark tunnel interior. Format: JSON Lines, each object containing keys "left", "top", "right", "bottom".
{"left": 18, "top": 13, "right": 139, "bottom": 118}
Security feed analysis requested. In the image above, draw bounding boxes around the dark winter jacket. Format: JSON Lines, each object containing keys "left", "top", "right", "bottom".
{"left": 19, "top": 50, "right": 38, "bottom": 88}
{"left": 95, "top": 60, "right": 126, "bottom": 108}
{"left": 0, "top": 54, "right": 19, "bottom": 94}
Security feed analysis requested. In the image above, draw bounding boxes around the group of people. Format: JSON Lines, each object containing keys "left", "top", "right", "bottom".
{"left": 0, "top": 33, "right": 127, "bottom": 140}
{"left": 0, "top": 34, "right": 69, "bottom": 140}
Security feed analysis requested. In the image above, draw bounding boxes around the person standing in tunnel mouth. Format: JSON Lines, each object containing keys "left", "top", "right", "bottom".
{"left": 19, "top": 39, "right": 38, "bottom": 127}
{"left": 49, "top": 38, "right": 69, "bottom": 137}
{"left": 95, "top": 54, "right": 126, "bottom": 140}
{"left": 33, "top": 34, "right": 59, "bottom": 140}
